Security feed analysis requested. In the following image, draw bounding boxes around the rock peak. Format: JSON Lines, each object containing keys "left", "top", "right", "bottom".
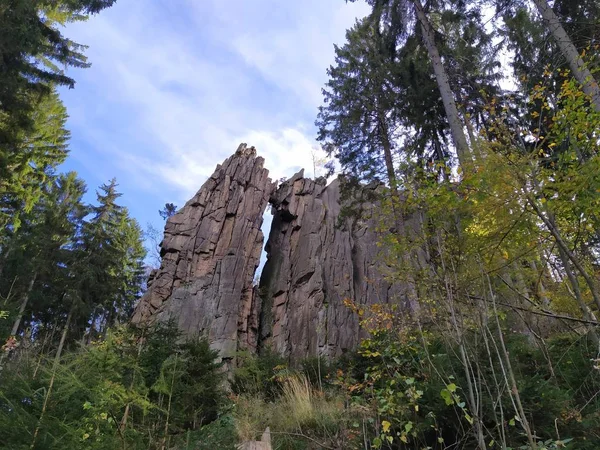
{"left": 132, "top": 145, "right": 275, "bottom": 364}
{"left": 133, "top": 145, "right": 411, "bottom": 364}
{"left": 235, "top": 142, "right": 257, "bottom": 157}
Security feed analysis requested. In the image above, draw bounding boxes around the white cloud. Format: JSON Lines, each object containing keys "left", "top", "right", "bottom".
{"left": 60, "top": 0, "right": 368, "bottom": 219}
{"left": 203, "top": 0, "right": 369, "bottom": 108}
{"left": 236, "top": 128, "right": 330, "bottom": 182}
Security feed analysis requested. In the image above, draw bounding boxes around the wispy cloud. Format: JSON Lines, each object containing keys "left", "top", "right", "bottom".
{"left": 59, "top": 0, "right": 368, "bottom": 228}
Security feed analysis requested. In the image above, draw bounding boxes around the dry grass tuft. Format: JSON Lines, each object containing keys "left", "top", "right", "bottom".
{"left": 281, "top": 374, "right": 314, "bottom": 425}
{"left": 234, "top": 373, "right": 349, "bottom": 447}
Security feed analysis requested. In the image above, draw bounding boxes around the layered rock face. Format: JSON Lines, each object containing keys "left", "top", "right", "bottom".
{"left": 258, "top": 171, "right": 409, "bottom": 360}
{"left": 132, "top": 144, "right": 275, "bottom": 360}
{"left": 133, "top": 145, "right": 411, "bottom": 362}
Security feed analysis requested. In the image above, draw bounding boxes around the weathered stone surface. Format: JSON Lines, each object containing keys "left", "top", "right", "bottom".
{"left": 258, "top": 172, "right": 411, "bottom": 361}
{"left": 132, "top": 144, "right": 275, "bottom": 361}
{"left": 132, "top": 146, "right": 414, "bottom": 364}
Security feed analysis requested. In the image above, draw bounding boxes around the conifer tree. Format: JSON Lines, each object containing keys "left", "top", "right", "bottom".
{"left": 0, "top": 172, "right": 87, "bottom": 341}
{"left": 352, "top": 0, "right": 472, "bottom": 166}
{"left": 73, "top": 179, "right": 146, "bottom": 340}
{"left": 317, "top": 18, "right": 403, "bottom": 186}
{"left": 0, "top": 88, "right": 70, "bottom": 240}
{"left": 530, "top": 0, "right": 600, "bottom": 110}
{"left": 0, "top": 0, "right": 116, "bottom": 146}
{"left": 159, "top": 203, "right": 177, "bottom": 220}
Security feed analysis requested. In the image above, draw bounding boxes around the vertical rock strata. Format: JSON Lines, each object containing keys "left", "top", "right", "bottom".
{"left": 132, "top": 146, "right": 411, "bottom": 363}
{"left": 131, "top": 144, "right": 275, "bottom": 361}
{"left": 258, "top": 171, "right": 409, "bottom": 360}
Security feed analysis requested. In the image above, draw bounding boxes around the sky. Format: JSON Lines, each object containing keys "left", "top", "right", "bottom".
{"left": 59, "top": 0, "right": 370, "bottom": 256}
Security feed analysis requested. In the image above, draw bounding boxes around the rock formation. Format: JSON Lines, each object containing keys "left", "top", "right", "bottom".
{"left": 258, "top": 171, "right": 409, "bottom": 360}
{"left": 132, "top": 144, "right": 275, "bottom": 361}
{"left": 133, "top": 145, "right": 411, "bottom": 363}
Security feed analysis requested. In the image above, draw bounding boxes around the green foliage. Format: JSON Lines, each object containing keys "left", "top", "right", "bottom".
{"left": 334, "top": 329, "right": 600, "bottom": 449}
{"left": 232, "top": 348, "right": 287, "bottom": 399}
{"left": 0, "top": 175, "right": 146, "bottom": 353}
{"left": 299, "top": 355, "right": 334, "bottom": 388}
{"left": 0, "top": 0, "right": 117, "bottom": 243}
{"left": 0, "top": 323, "right": 229, "bottom": 450}
{"left": 189, "top": 414, "right": 238, "bottom": 450}
{"left": 3, "top": 1, "right": 600, "bottom": 450}
{"left": 0, "top": 0, "right": 134, "bottom": 372}
{"left": 160, "top": 338, "right": 226, "bottom": 430}
{"left": 0, "top": 88, "right": 70, "bottom": 234}
{"left": 316, "top": 17, "right": 403, "bottom": 184}
{"left": 0, "top": 0, "right": 116, "bottom": 146}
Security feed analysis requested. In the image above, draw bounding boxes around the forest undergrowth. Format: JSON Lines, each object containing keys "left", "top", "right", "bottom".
{"left": 3, "top": 0, "right": 600, "bottom": 448}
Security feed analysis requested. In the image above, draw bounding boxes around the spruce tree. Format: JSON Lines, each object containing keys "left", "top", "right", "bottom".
{"left": 0, "top": 172, "right": 87, "bottom": 343}
{"left": 351, "top": 0, "right": 473, "bottom": 166}
{"left": 0, "top": 88, "right": 70, "bottom": 239}
{"left": 73, "top": 179, "right": 145, "bottom": 341}
{"left": 0, "top": 0, "right": 117, "bottom": 146}
{"left": 316, "top": 18, "right": 403, "bottom": 186}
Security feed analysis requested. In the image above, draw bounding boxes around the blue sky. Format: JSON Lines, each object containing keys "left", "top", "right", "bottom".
{"left": 59, "top": 0, "right": 369, "bottom": 253}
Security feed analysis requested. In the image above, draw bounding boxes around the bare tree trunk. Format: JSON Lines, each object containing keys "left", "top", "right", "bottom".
{"left": 378, "top": 111, "right": 421, "bottom": 312}
{"left": 119, "top": 332, "right": 145, "bottom": 433}
{"left": 0, "top": 273, "right": 37, "bottom": 377}
{"left": 528, "top": 198, "right": 600, "bottom": 312}
{"left": 436, "top": 234, "right": 486, "bottom": 449}
{"left": 0, "top": 247, "right": 12, "bottom": 281}
{"left": 161, "top": 354, "right": 179, "bottom": 450}
{"left": 556, "top": 245, "right": 600, "bottom": 346}
{"left": 85, "top": 306, "right": 99, "bottom": 346}
{"left": 33, "top": 322, "right": 57, "bottom": 380}
{"left": 530, "top": 259, "right": 551, "bottom": 307}
{"left": 413, "top": 0, "right": 471, "bottom": 166}
{"left": 30, "top": 301, "right": 74, "bottom": 449}
{"left": 10, "top": 272, "right": 37, "bottom": 337}
{"left": 378, "top": 111, "right": 398, "bottom": 192}
{"left": 487, "top": 276, "right": 537, "bottom": 449}
{"left": 532, "top": 0, "right": 600, "bottom": 111}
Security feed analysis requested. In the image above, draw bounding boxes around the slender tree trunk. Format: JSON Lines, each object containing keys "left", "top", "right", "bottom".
{"left": 10, "top": 272, "right": 37, "bottom": 337}
{"left": 528, "top": 198, "right": 600, "bottom": 312}
{"left": 161, "top": 354, "right": 178, "bottom": 450}
{"left": 31, "top": 301, "right": 74, "bottom": 449}
{"left": 378, "top": 111, "right": 398, "bottom": 192}
{"left": 487, "top": 276, "right": 537, "bottom": 449}
{"left": 85, "top": 306, "right": 99, "bottom": 345}
{"left": 0, "top": 246, "right": 12, "bottom": 281}
{"left": 480, "top": 318, "right": 509, "bottom": 450}
{"left": 33, "top": 321, "right": 57, "bottom": 380}
{"left": 532, "top": 0, "right": 600, "bottom": 111}
{"left": 378, "top": 111, "right": 421, "bottom": 312}
{"left": 119, "top": 332, "right": 145, "bottom": 433}
{"left": 530, "top": 259, "right": 551, "bottom": 307}
{"left": 436, "top": 234, "right": 486, "bottom": 449}
{"left": 556, "top": 245, "right": 600, "bottom": 346}
{"left": 413, "top": 0, "right": 471, "bottom": 166}
{"left": 0, "top": 273, "right": 37, "bottom": 377}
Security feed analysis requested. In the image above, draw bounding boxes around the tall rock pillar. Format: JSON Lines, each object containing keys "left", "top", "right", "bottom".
{"left": 132, "top": 144, "right": 275, "bottom": 361}
{"left": 258, "top": 172, "right": 410, "bottom": 361}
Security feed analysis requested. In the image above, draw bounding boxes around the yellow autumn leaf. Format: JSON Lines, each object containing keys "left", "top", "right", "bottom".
{"left": 382, "top": 420, "right": 391, "bottom": 433}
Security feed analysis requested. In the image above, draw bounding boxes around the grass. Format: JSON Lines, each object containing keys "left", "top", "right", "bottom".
{"left": 234, "top": 374, "right": 356, "bottom": 449}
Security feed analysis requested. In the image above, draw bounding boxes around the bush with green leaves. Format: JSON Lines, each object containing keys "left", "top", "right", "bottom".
{"left": 232, "top": 348, "right": 288, "bottom": 399}
{"left": 0, "top": 323, "right": 230, "bottom": 450}
{"left": 334, "top": 328, "right": 600, "bottom": 450}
